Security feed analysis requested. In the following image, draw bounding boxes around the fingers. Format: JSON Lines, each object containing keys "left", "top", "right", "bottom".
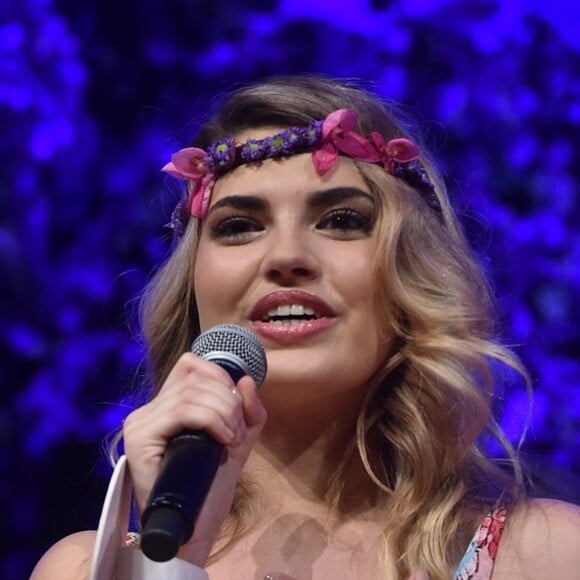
{"left": 124, "top": 353, "right": 267, "bottom": 465}
{"left": 126, "top": 353, "right": 247, "bottom": 445}
{"left": 123, "top": 352, "right": 263, "bottom": 516}
{"left": 165, "top": 352, "right": 236, "bottom": 394}
{"left": 236, "top": 375, "right": 268, "bottom": 430}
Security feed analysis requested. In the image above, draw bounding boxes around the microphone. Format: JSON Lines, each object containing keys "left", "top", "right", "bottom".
{"left": 140, "top": 324, "right": 267, "bottom": 563}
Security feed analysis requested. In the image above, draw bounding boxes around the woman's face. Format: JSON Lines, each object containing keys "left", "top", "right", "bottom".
{"left": 194, "top": 129, "right": 390, "bottom": 400}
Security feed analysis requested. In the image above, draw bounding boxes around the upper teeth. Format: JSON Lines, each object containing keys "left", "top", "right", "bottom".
{"left": 266, "top": 304, "right": 317, "bottom": 318}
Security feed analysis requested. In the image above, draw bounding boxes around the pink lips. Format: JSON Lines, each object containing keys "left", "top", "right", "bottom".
{"left": 249, "top": 289, "right": 337, "bottom": 344}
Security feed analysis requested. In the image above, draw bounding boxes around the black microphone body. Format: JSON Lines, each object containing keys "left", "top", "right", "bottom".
{"left": 140, "top": 324, "right": 267, "bottom": 563}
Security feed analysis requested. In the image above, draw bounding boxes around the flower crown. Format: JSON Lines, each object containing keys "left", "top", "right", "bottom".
{"left": 162, "top": 109, "right": 438, "bottom": 235}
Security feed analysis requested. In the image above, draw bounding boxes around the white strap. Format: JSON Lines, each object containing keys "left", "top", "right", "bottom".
{"left": 89, "top": 455, "right": 132, "bottom": 580}
{"left": 88, "top": 454, "right": 209, "bottom": 580}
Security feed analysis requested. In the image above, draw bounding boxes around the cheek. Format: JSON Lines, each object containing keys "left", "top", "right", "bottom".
{"left": 193, "top": 243, "right": 257, "bottom": 326}
{"left": 192, "top": 256, "right": 211, "bottom": 327}
{"left": 192, "top": 245, "right": 231, "bottom": 325}
{"left": 330, "top": 248, "right": 376, "bottom": 304}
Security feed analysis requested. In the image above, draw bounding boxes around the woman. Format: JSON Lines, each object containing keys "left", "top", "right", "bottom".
{"left": 32, "top": 76, "right": 580, "bottom": 579}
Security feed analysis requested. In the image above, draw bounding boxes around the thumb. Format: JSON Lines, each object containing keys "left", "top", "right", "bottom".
{"left": 237, "top": 375, "right": 267, "bottom": 429}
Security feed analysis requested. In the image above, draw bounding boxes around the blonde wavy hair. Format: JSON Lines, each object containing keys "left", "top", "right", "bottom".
{"left": 137, "top": 76, "right": 529, "bottom": 579}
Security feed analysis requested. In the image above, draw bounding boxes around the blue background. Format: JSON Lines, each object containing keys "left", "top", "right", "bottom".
{"left": 1, "top": 0, "right": 579, "bottom": 577}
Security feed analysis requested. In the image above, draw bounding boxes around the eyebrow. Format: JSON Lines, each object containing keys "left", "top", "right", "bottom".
{"left": 206, "top": 186, "right": 375, "bottom": 217}
{"left": 207, "top": 195, "right": 268, "bottom": 216}
{"left": 308, "top": 186, "right": 375, "bottom": 208}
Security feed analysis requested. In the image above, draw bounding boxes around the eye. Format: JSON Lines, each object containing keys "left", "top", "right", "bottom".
{"left": 317, "top": 208, "right": 373, "bottom": 235}
{"left": 209, "top": 216, "right": 264, "bottom": 241}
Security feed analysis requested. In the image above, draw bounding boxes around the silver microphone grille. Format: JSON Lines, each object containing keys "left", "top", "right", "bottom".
{"left": 191, "top": 324, "right": 267, "bottom": 386}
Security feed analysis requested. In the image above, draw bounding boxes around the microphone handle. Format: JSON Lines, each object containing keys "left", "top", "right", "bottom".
{"left": 140, "top": 431, "right": 224, "bottom": 562}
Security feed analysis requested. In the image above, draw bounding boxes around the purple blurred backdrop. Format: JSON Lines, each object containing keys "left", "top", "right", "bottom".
{"left": 1, "top": 0, "right": 579, "bottom": 577}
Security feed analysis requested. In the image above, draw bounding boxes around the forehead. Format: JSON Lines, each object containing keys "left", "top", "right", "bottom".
{"left": 210, "top": 127, "right": 371, "bottom": 204}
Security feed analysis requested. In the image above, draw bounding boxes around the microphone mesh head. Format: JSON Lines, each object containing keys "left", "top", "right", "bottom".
{"left": 191, "top": 324, "right": 267, "bottom": 386}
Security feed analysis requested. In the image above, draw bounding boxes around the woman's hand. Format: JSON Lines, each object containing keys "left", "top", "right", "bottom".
{"left": 123, "top": 352, "right": 267, "bottom": 566}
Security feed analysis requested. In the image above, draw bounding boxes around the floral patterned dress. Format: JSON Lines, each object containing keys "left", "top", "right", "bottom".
{"left": 453, "top": 506, "right": 507, "bottom": 579}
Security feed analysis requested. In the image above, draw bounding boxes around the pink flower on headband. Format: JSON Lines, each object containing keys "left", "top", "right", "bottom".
{"left": 162, "top": 147, "right": 209, "bottom": 179}
{"left": 188, "top": 174, "right": 215, "bottom": 217}
{"left": 313, "top": 109, "right": 380, "bottom": 173}
{"left": 162, "top": 147, "right": 215, "bottom": 218}
{"left": 369, "top": 132, "right": 420, "bottom": 172}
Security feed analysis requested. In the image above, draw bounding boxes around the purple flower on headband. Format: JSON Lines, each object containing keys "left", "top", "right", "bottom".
{"left": 268, "top": 128, "right": 302, "bottom": 155}
{"left": 303, "top": 120, "right": 323, "bottom": 146}
{"left": 208, "top": 137, "right": 237, "bottom": 169}
{"left": 240, "top": 138, "right": 267, "bottom": 161}
{"left": 286, "top": 127, "right": 303, "bottom": 145}
{"left": 239, "top": 127, "right": 312, "bottom": 161}
{"left": 393, "top": 162, "right": 436, "bottom": 195}
{"left": 166, "top": 200, "right": 190, "bottom": 236}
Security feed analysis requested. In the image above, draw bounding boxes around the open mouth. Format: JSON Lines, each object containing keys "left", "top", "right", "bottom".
{"left": 261, "top": 304, "right": 321, "bottom": 324}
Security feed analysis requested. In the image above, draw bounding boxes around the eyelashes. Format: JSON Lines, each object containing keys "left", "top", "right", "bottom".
{"left": 315, "top": 208, "right": 373, "bottom": 234}
{"left": 208, "top": 207, "right": 374, "bottom": 243}
{"left": 210, "top": 216, "right": 263, "bottom": 240}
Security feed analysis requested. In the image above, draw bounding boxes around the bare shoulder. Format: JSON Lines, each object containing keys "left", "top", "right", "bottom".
{"left": 493, "top": 498, "right": 580, "bottom": 579}
{"left": 31, "top": 530, "right": 97, "bottom": 580}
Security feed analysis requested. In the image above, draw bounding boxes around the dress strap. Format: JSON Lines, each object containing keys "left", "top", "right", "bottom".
{"left": 452, "top": 505, "right": 507, "bottom": 580}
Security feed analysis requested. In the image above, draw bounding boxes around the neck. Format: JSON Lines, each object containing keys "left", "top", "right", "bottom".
{"left": 246, "top": 386, "right": 380, "bottom": 517}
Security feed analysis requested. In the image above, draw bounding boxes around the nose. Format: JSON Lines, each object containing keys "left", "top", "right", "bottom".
{"left": 260, "top": 226, "right": 320, "bottom": 285}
